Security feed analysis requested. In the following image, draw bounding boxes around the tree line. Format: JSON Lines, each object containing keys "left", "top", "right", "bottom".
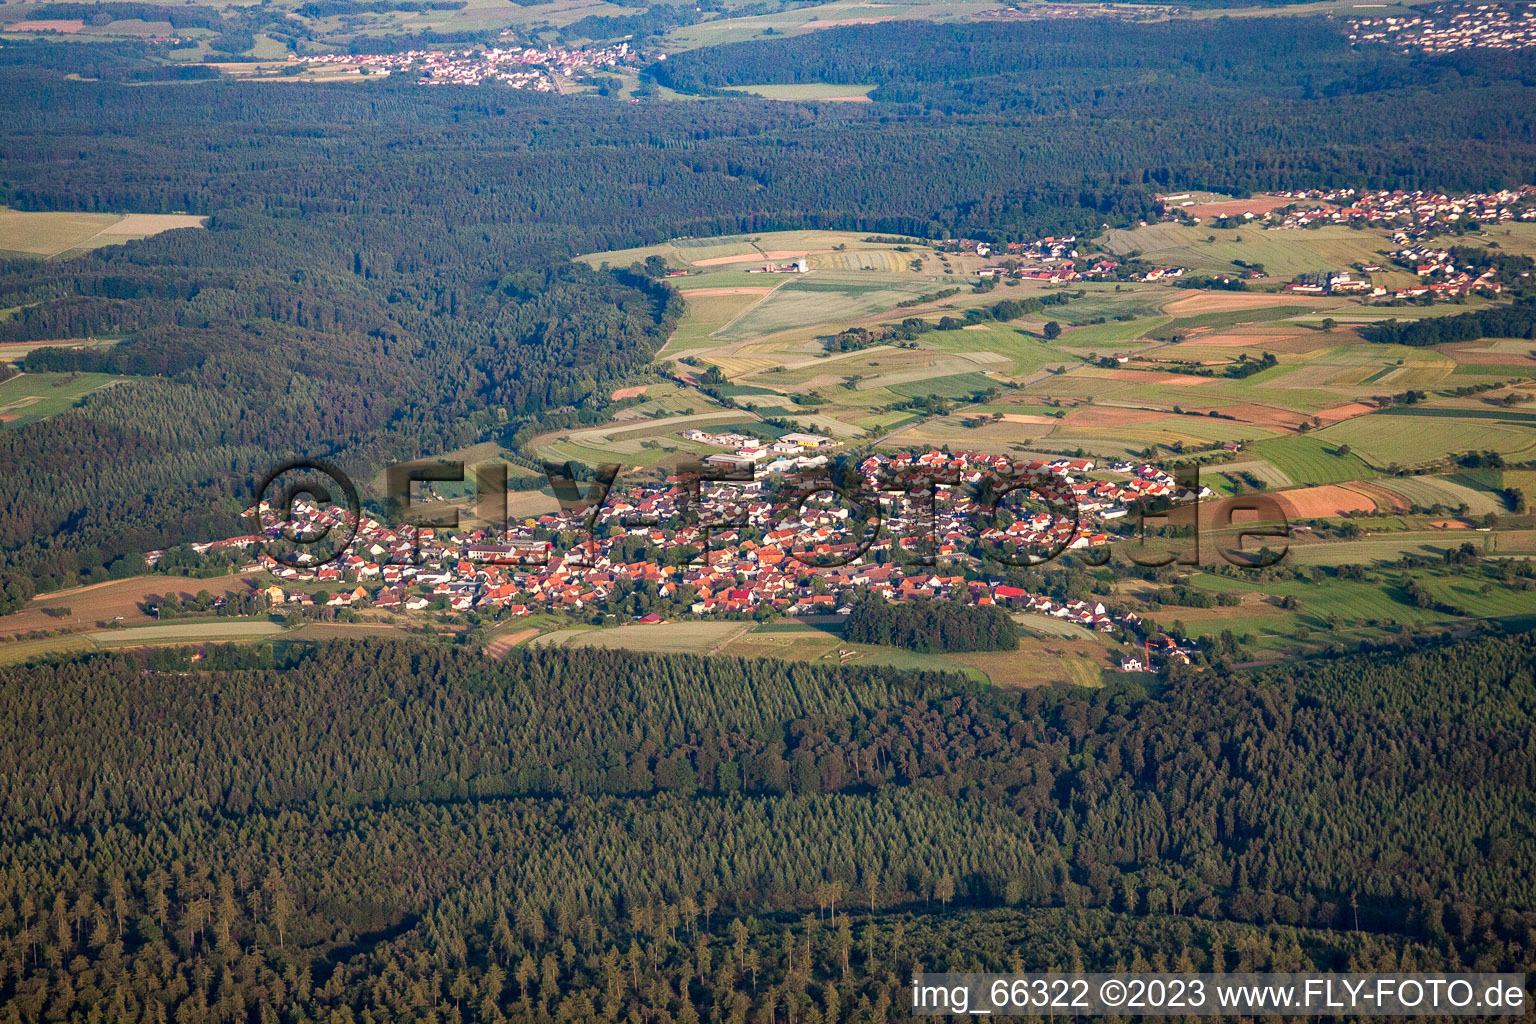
{"left": 843, "top": 596, "right": 1019, "bottom": 652}
{"left": 1362, "top": 303, "right": 1536, "bottom": 347}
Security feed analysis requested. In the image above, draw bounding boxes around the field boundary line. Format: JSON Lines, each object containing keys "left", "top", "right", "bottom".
{"left": 710, "top": 278, "right": 792, "bottom": 339}
{"left": 706, "top": 622, "right": 757, "bottom": 654}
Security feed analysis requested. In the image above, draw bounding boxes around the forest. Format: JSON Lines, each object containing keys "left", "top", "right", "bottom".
{"left": 0, "top": 632, "right": 1531, "bottom": 1021}
{"left": 843, "top": 596, "right": 1018, "bottom": 652}
{"left": 1361, "top": 302, "right": 1536, "bottom": 347}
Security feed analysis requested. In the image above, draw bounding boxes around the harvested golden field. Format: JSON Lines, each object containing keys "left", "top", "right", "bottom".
{"left": 5, "top": 19, "right": 84, "bottom": 31}
{"left": 485, "top": 627, "right": 540, "bottom": 658}
{"left": 0, "top": 208, "right": 205, "bottom": 257}
{"left": 1273, "top": 484, "right": 1379, "bottom": 519}
{"left": 1163, "top": 292, "right": 1331, "bottom": 315}
{"left": 0, "top": 575, "right": 258, "bottom": 636}
{"left": 1062, "top": 406, "right": 1174, "bottom": 427}
{"left": 1181, "top": 195, "right": 1295, "bottom": 219}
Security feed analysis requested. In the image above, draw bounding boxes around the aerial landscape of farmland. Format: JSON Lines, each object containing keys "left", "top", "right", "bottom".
{"left": 2, "top": 2, "right": 1536, "bottom": 1019}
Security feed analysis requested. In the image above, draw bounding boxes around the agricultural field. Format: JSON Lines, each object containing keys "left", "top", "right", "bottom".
{"left": 658, "top": 0, "right": 998, "bottom": 50}
{"left": 283, "top": 621, "right": 412, "bottom": 641}
{"left": 711, "top": 275, "right": 941, "bottom": 343}
{"left": 78, "top": 0, "right": 1372, "bottom": 58}
{"left": 0, "top": 574, "right": 259, "bottom": 638}
{"left": 0, "top": 208, "right": 205, "bottom": 258}
{"left": 580, "top": 230, "right": 916, "bottom": 276}
{"left": 0, "top": 372, "right": 127, "bottom": 428}
{"left": 660, "top": 288, "right": 777, "bottom": 355}
{"left": 1243, "top": 435, "right": 1375, "bottom": 486}
{"left": 1354, "top": 474, "right": 1508, "bottom": 516}
{"left": 1102, "top": 220, "right": 1404, "bottom": 281}
{"left": 1315, "top": 405, "right": 1536, "bottom": 469}
{"left": 0, "top": 337, "right": 124, "bottom": 362}
{"left": 530, "top": 619, "right": 751, "bottom": 654}
{"left": 604, "top": 229, "right": 1536, "bottom": 496}
{"left": 1186, "top": 569, "right": 1455, "bottom": 627}
{"left": 716, "top": 619, "right": 1113, "bottom": 687}
{"left": 1282, "top": 530, "right": 1504, "bottom": 566}
{"left": 1054, "top": 315, "right": 1171, "bottom": 351}
{"left": 87, "top": 620, "right": 284, "bottom": 647}
{"left": 531, "top": 407, "right": 752, "bottom": 469}
{"left": 722, "top": 83, "right": 875, "bottom": 101}
{"left": 1162, "top": 560, "right": 1536, "bottom": 655}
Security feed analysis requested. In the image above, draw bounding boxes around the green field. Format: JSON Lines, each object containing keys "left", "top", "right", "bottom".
{"left": 1056, "top": 316, "right": 1171, "bottom": 350}
{"left": 661, "top": 289, "right": 776, "bottom": 355}
{"left": 724, "top": 83, "right": 876, "bottom": 100}
{"left": 0, "top": 372, "right": 127, "bottom": 428}
{"left": 88, "top": 620, "right": 284, "bottom": 646}
{"left": 1284, "top": 532, "right": 1498, "bottom": 565}
{"left": 1369, "top": 475, "right": 1506, "bottom": 516}
{"left": 1316, "top": 406, "right": 1536, "bottom": 468}
{"left": 715, "top": 276, "right": 934, "bottom": 341}
{"left": 531, "top": 620, "right": 749, "bottom": 654}
{"left": 0, "top": 634, "right": 96, "bottom": 666}
{"left": 1156, "top": 305, "right": 1321, "bottom": 336}
{"left": 918, "top": 324, "right": 1078, "bottom": 377}
{"left": 1418, "top": 576, "right": 1536, "bottom": 626}
{"left": 887, "top": 371, "right": 998, "bottom": 400}
{"left": 1244, "top": 435, "right": 1376, "bottom": 486}
{"left": 1188, "top": 571, "right": 1456, "bottom": 631}
{"left": 1103, "top": 222, "right": 1400, "bottom": 279}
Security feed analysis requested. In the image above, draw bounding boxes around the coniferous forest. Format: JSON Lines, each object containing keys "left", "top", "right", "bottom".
{"left": 0, "top": 634, "right": 1532, "bottom": 1021}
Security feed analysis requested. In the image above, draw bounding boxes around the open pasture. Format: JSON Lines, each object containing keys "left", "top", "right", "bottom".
{"left": 577, "top": 230, "right": 903, "bottom": 272}
{"left": 1282, "top": 533, "right": 1483, "bottom": 565}
{"left": 1158, "top": 304, "right": 1330, "bottom": 337}
{"left": 720, "top": 621, "right": 1109, "bottom": 687}
{"left": 533, "top": 409, "right": 753, "bottom": 467}
{"left": 661, "top": 0, "right": 997, "bottom": 49}
{"left": 887, "top": 371, "right": 998, "bottom": 400}
{"left": 917, "top": 324, "right": 1079, "bottom": 377}
{"left": 1053, "top": 285, "right": 1170, "bottom": 322}
{"left": 1417, "top": 576, "right": 1536, "bottom": 626}
{"left": 0, "top": 372, "right": 127, "bottom": 427}
{"left": 0, "top": 635, "right": 96, "bottom": 667}
{"left": 1441, "top": 339, "right": 1536, "bottom": 367}
{"left": 1188, "top": 571, "right": 1454, "bottom": 630}
{"left": 1167, "top": 326, "right": 1334, "bottom": 357}
{"left": 0, "top": 337, "right": 124, "bottom": 362}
